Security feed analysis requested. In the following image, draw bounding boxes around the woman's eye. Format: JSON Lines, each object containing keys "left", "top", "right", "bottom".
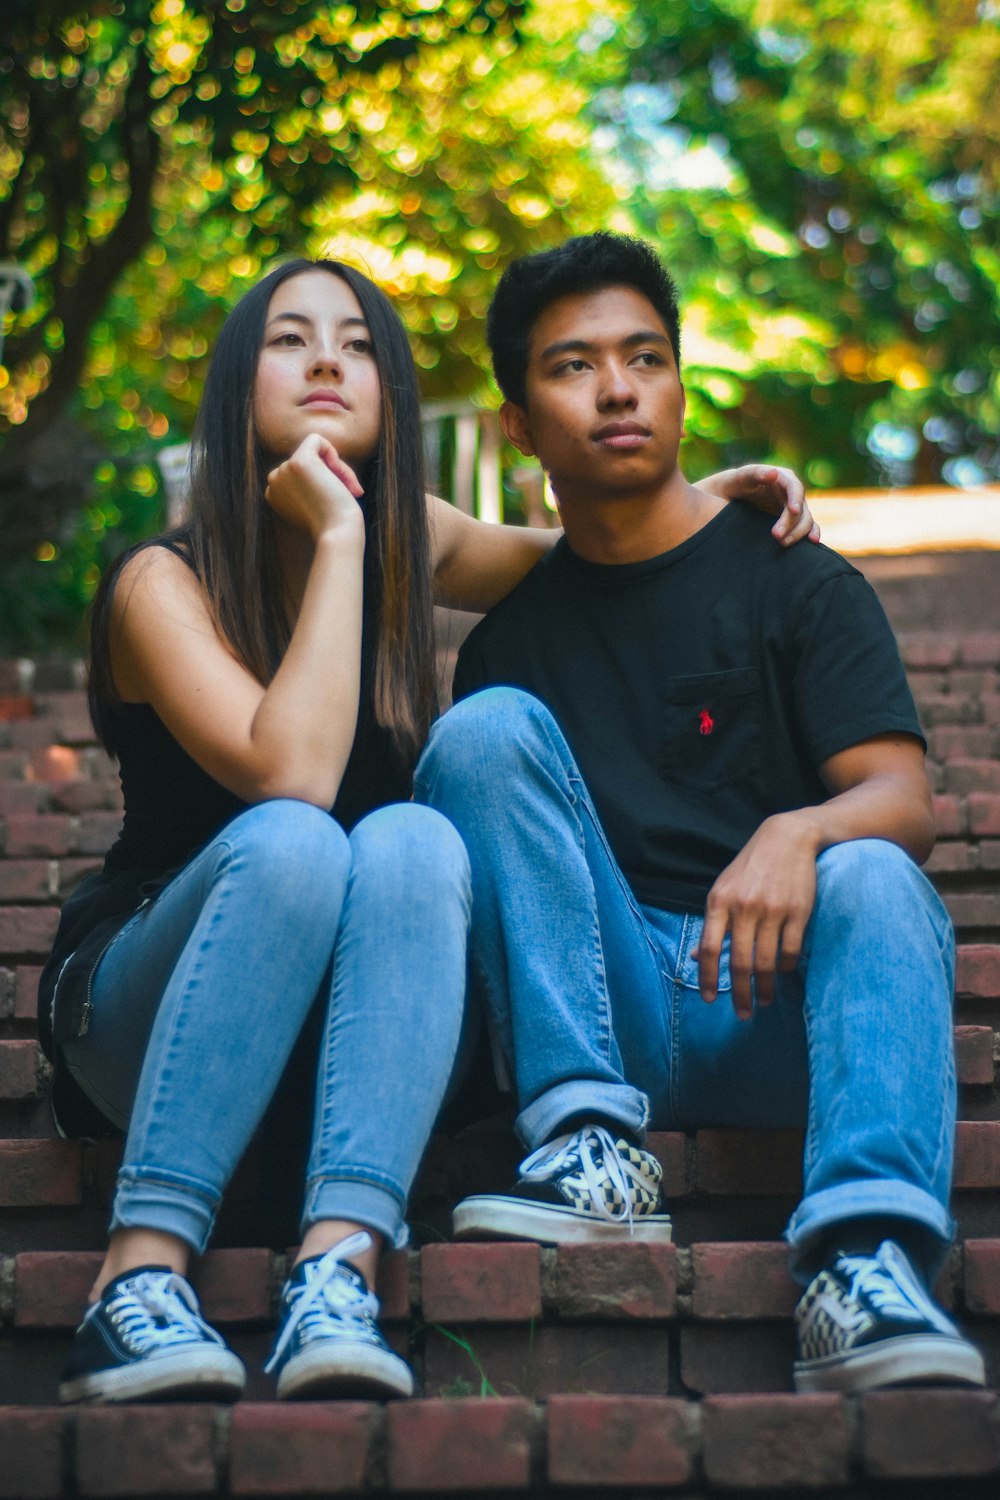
{"left": 346, "top": 338, "right": 373, "bottom": 355}
{"left": 272, "top": 332, "right": 304, "bottom": 347}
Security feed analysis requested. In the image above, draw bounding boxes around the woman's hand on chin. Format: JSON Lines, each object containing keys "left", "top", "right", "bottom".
{"left": 265, "top": 433, "right": 366, "bottom": 542}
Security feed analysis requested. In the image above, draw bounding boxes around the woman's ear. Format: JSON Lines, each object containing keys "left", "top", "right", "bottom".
{"left": 499, "top": 401, "right": 536, "bottom": 458}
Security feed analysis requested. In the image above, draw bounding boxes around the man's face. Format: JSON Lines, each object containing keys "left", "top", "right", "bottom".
{"left": 500, "top": 284, "right": 685, "bottom": 504}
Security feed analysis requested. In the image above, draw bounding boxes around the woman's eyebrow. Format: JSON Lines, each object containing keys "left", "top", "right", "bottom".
{"left": 264, "top": 311, "right": 371, "bottom": 333}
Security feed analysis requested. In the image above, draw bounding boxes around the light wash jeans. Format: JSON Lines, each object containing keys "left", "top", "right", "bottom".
{"left": 63, "top": 800, "right": 470, "bottom": 1254}
{"left": 414, "top": 687, "right": 958, "bottom": 1281}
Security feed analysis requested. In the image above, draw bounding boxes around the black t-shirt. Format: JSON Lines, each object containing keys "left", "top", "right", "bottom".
{"left": 453, "top": 504, "right": 924, "bottom": 913}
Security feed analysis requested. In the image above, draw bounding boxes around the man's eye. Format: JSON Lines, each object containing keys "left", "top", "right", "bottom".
{"left": 556, "top": 359, "right": 588, "bottom": 375}
{"left": 634, "top": 352, "right": 663, "bottom": 366}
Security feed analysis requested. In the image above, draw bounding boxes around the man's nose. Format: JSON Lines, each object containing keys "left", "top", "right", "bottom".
{"left": 597, "top": 362, "right": 637, "bottom": 407}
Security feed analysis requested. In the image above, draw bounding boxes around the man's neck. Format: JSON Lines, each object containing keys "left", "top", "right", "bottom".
{"left": 556, "top": 473, "right": 727, "bottom": 565}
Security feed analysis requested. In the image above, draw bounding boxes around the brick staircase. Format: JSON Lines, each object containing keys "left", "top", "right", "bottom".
{"left": 2, "top": 603, "right": 1000, "bottom": 1497}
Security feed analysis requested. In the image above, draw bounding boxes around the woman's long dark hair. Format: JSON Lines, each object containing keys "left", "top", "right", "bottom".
{"left": 90, "top": 259, "right": 436, "bottom": 767}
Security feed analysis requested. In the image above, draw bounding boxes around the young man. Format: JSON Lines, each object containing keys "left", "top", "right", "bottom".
{"left": 414, "top": 233, "right": 986, "bottom": 1395}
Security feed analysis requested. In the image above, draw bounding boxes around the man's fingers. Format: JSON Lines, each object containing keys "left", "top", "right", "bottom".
{"left": 696, "top": 908, "right": 729, "bottom": 1003}
{"left": 752, "top": 921, "right": 783, "bottom": 1007}
{"left": 728, "top": 920, "right": 755, "bottom": 1020}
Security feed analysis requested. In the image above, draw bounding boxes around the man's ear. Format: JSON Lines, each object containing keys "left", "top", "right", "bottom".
{"left": 499, "top": 401, "right": 536, "bottom": 458}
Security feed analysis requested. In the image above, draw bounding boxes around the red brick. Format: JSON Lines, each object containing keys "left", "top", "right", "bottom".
{"left": 695, "top": 1130, "right": 803, "bottom": 1195}
{"left": 77, "top": 810, "right": 123, "bottom": 855}
{"left": 964, "top": 1240, "right": 1000, "bottom": 1316}
{"left": 983, "top": 693, "right": 1000, "bottom": 725}
{"left": 945, "top": 759, "right": 1000, "bottom": 794}
{"left": 645, "top": 1131, "right": 688, "bottom": 1197}
{"left": 945, "top": 891, "right": 1000, "bottom": 929}
{"left": 230, "top": 1403, "right": 375, "bottom": 1495}
{"left": 900, "top": 636, "right": 958, "bottom": 669}
{"left": 547, "top": 1395, "right": 693, "bottom": 1487}
{"left": 377, "top": 1247, "right": 412, "bottom": 1321}
{"left": 680, "top": 1324, "right": 795, "bottom": 1395}
{"left": 955, "top": 1026, "right": 996, "bottom": 1087}
{"left": 862, "top": 1389, "right": 1000, "bottom": 1477}
{"left": 0, "top": 1406, "right": 63, "bottom": 1499}
{"left": 981, "top": 840, "right": 1000, "bottom": 870}
{"left": 193, "top": 1247, "right": 273, "bottom": 1324}
{"left": 49, "top": 778, "right": 122, "bottom": 814}
{"left": 386, "top": 1397, "right": 534, "bottom": 1491}
{"left": 423, "top": 1323, "right": 671, "bottom": 1399}
{"left": 0, "top": 695, "right": 33, "bottom": 722}
{"left": 0, "top": 966, "right": 11, "bottom": 1018}
{"left": 702, "top": 1393, "right": 850, "bottom": 1488}
{"left": 75, "top": 1405, "right": 219, "bottom": 1495}
{"left": 549, "top": 1242, "right": 676, "bottom": 1320}
{"left": 932, "top": 793, "right": 965, "bottom": 837}
{"left": 15, "top": 1251, "right": 101, "bottom": 1328}
{"left": 3, "top": 814, "right": 75, "bottom": 857}
{"left": 0, "top": 1140, "right": 82, "bottom": 1207}
{"left": 421, "top": 1242, "right": 541, "bottom": 1323}
{"left": 959, "top": 633, "right": 1000, "bottom": 667}
{"left": 931, "top": 725, "right": 998, "bottom": 760}
{"left": 0, "top": 1039, "right": 42, "bottom": 1101}
{"left": 916, "top": 694, "right": 979, "bottom": 726}
{"left": 924, "top": 840, "right": 977, "bottom": 874}
{"left": 954, "top": 1121, "right": 1000, "bottom": 1188}
{"left": 968, "top": 793, "right": 1000, "bottom": 837}
{"left": 0, "top": 860, "right": 53, "bottom": 901}
{"left": 57, "top": 857, "right": 103, "bottom": 896}
{"left": 14, "top": 964, "right": 41, "bottom": 1019}
{"left": 691, "top": 1242, "right": 798, "bottom": 1321}
{"left": 0, "top": 906, "right": 60, "bottom": 957}
{"left": 957, "top": 945, "right": 1000, "bottom": 998}
{"left": 0, "top": 782, "right": 44, "bottom": 815}
{"left": 8, "top": 719, "right": 62, "bottom": 750}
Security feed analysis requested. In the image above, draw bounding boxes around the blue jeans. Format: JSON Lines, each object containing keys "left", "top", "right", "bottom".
{"left": 414, "top": 688, "right": 957, "bottom": 1280}
{"left": 63, "top": 800, "right": 470, "bottom": 1254}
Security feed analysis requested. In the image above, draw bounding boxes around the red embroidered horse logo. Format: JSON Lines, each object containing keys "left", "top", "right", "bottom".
{"left": 699, "top": 709, "right": 715, "bottom": 736}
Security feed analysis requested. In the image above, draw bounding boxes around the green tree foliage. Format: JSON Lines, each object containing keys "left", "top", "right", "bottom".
{"left": 594, "top": 0, "right": 1000, "bottom": 489}
{"left": 0, "top": 0, "right": 526, "bottom": 642}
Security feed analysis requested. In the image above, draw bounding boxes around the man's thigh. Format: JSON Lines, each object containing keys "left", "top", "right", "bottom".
{"left": 642, "top": 908, "right": 810, "bottom": 1131}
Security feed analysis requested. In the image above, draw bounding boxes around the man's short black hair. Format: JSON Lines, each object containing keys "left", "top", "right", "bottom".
{"left": 487, "top": 232, "right": 681, "bottom": 409}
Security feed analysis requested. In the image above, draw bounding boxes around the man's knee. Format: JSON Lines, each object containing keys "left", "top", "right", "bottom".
{"left": 418, "top": 687, "right": 558, "bottom": 787}
{"left": 813, "top": 838, "right": 952, "bottom": 949}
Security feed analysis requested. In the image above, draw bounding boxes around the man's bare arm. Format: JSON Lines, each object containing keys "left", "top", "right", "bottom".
{"left": 696, "top": 733, "right": 933, "bottom": 1018}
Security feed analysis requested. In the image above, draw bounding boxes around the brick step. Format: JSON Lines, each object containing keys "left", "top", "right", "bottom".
{"left": 4, "top": 1122, "right": 1000, "bottom": 1249}
{"left": 4, "top": 1388, "right": 1000, "bottom": 1498}
{"left": 2, "top": 1240, "right": 998, "bottom": 1407}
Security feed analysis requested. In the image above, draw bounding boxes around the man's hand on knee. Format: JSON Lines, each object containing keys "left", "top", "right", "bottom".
{"left": 694, "top": 812, "right": 821, "bottom": 1018}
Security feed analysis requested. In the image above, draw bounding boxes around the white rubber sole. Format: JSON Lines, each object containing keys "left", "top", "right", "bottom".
{"left": 59, "top": 1348, "right": 246, "bottom": 1404}
{"left": 276, "top": 1340, "right": 414, "bottom": 1401}
{"left": 794, "top": 1333, "right": 986, "bottom": 1394}
{"left": 453, "top": 1194, "right": 673, "bottom": 1246}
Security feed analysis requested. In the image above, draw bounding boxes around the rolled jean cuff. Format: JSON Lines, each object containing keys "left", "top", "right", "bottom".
{"left": 303, "top": 1174, "right": 409, "bottom": 1251}
{"left": 516, "top": 1079, "right": 650, "bottom": 1152}
{"left": 785, "top": 1180, "right": 955, "bottom": 1285}
{"left": 110, "top": 1167, "right": 219, "bottom": 1256}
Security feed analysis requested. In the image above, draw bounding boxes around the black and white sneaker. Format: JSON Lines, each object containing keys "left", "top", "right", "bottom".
{"left": 794, "top": 1239, "right": 986, "bottom": 1393}
{"left": 59, "top": 1265, "right": 246, "bottom": 1404}
{"left": 453, "top": 1124, "right": 672, "bottom": 1245}
{"left": 265, "top": 1232, "right": 413, "bottom": 1400}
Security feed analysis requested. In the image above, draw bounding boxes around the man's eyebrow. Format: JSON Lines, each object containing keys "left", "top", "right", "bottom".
{"left": 538, "top": 330, "right": 672, "bottom": 360}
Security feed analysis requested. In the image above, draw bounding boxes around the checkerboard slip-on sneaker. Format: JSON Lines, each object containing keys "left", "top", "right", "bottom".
{"left": 58, "top": 1265, "right": 246, "bottom": 1404}
{"left": 266, "top": 1232, "right": 413, "bottom": 1401}
{"left": 453, "top": 1124, "right": 673, "bottom": 1245}
{"left": 794, "top": 1239, "right": 986, "bottom": 1394}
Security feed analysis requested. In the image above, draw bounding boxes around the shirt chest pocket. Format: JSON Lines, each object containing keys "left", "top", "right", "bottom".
{"left": 659, "top": 667, "right": 762, "bottom": 792}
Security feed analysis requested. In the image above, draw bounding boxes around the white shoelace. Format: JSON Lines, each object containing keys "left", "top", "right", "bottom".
{"left": 102, "top": 1271, "right": 219, "bottom": 1354}
{"left": 265, "top": 1231, "right": 379, "bottom": 1375}
{"left": 838, "top": 1242, "right": 954, "bottom": 1335}
{"left": 519, "top": 1125, "right": 645, "bottom": 1229}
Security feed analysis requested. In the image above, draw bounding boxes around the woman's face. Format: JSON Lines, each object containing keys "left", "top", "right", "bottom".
{"left": 253, "top": 269, "right": 383, "bottom": 467}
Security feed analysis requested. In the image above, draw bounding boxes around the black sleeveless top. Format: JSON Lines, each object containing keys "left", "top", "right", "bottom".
{"left": 38, "top": 543, "right": 414, "bottom": 1134}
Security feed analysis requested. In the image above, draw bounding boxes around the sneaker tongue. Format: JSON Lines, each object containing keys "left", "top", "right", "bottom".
{"left": 106, "top": 1264, "right": 176, "bottom": 1297}
{"left": 299, "top": 1255, "right": 366, "bottom": 1293}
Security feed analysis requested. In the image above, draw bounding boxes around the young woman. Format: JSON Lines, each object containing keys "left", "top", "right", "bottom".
{"left": 39, "top": 256, "right": 815, "bottom": 1408}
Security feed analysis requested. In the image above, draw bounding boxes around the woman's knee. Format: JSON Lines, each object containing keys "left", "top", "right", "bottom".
{"left": 350, "top": 803, "right": 471, "bottom": 906}
{"left": 214, "top": 800, "right": 351, "bottom": 908}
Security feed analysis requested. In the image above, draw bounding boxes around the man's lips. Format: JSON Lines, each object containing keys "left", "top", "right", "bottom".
{"left": 592, "top": 421, "right": 650, "bottom": 449}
